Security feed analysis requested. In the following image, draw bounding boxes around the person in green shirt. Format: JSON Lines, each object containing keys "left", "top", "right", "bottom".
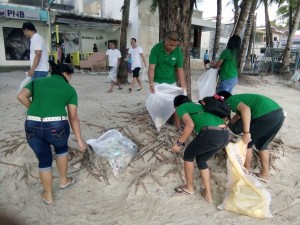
{"left": 217, "top": 91, "right": 285, "bottom": 183}
{"left": 17, "top": 62, "right": 86, "bottom": 205}
{"left": 172, "top": 95, "right": 229, "bottom": 203}
{"left": 148, "top": 31, "right": 187, "bottom": 130}
{"left": 211, "top": 35, "right": 241, "bottom": 93}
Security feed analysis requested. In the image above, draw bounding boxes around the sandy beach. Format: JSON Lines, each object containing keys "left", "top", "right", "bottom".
{"left": 0, "top": 70, "right": 300, "bottom": 225}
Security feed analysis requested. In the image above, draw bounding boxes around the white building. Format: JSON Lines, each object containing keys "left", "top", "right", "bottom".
{"left": 0, "top": 0, "right": 217, "bottom": 71}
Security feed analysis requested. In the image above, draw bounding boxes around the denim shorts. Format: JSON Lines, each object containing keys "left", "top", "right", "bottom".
{"left": 25, "top": 120, "right": 70, "bottom": 170}
{"left": 32, "top": 71, "right": 48, "bottom": 80}
{"left": 217, "top": 77, "right": 238, "bottom": 94}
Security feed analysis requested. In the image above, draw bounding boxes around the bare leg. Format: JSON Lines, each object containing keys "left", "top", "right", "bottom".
{"left": 244, "top": 148, "right": 253, "bottom": 170}
{"left": 40, "top": 170, "right": 53, "bottom": 203}
{"left": 173, "top": 112, "right": 181, "bottom": 131}
{"left": 136, "top": 77, "right": 143, "bottom": 89}
{"left": 130, "top": 78, "right": 137, "bottom": 89}
{"left": 199, "top": 168, "right": 213, "bottom": 203}
{"left": 56, "top": 155, "right": 69, "bottom": 186}
{"left": 258, "top": 150, "right": 270, "bottom": 181}
{"left": 108, "top": 81, "right": 114, "bottom": 92}
{"left": 183, "top": 161, "right": 194, "bottom": 193}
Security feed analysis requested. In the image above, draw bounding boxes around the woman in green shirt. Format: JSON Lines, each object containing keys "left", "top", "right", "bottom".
{"left": 17, "top": 62, "right": 86, "bottom": 205}
{"left": 218, "top": 91, "right": 285, "bottom": 183}
{"left": 172, "top": 95, "right": 229, "bottom": 203}
{"left": 212, "top": 35, "right": 241, "bottom": 93}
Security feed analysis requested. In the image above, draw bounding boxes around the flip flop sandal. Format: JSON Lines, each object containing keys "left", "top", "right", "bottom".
{"left": 60, "top": 177, "right": 76, "bottom": 189}
{"left": 42, "top": 191, "right": 53, "bottom": 205}
{"left": 174, "top": 186, "right": 194, "bottom": 196}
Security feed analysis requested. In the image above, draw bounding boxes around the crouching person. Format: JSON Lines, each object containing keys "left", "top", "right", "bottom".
{"left": 172, "top": 95, "right": 229, "bottom": 203}
{"left": 217, "top": 91, "right": 285, "bottom": 183}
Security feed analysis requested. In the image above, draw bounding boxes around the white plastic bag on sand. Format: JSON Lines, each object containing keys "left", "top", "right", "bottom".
{"left": 18, "top": 72, "right": 31, "bottom": 93}
{"left": 107, "top": 67, "right": 118, "bottom": 82}
{"left": 141, "top": 68, "right": 149, "bottom": 82}
{"left": 198, "top": 68, "right": 218, "bottom": 100}
{"left": 146, "top": 83, "right": 185, "bottom": 131}
{"left": 218, "top": 141, "right": 272, "bottom": 218}
{"left": 86, "top": 130, "right": 137, "bottom": 176}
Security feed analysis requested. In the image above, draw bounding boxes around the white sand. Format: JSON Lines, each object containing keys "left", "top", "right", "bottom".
{"left": 0, "top": 70, "right": 299, "bottom": 225}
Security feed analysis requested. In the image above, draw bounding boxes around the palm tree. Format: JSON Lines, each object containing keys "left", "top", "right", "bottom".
{"left": 238, "top": 0, "right": 258, "bottom": 73}
{"left": 233, "top": 0, "right": 252, "bottom": 36}
{"left": 281, "top": 0, "right": 300, "bottom": 74}
{"left": 118, "top": 0, "right": 130, "bottom": 84}
{"left": 212, "top": 0, "right": 222, "bottom": 62}
{"left": 276, "top": 0, "right": 299, "bottom": 31}
{"left": 138, "top": 0, "right": 197, "bottom": 97}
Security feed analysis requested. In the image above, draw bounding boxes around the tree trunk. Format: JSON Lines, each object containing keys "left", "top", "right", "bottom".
{"left": 158, "top": 0, "right": 195, "bottom": 98}
{"left": 264, "top": 0, "right": 273, "bottom": 48}
{"left": 118, "top": 0, "right": 130, "bottom": 84}
{"left": 233, "top": 0, "right": 239, "bottom": 25}
{"left": 233, "top": 0, "right": 252, "bottom": 36}
{"left": 238, "top": 0, "right": 257, "bottom": 74}
{"left": 212, "top": 0, "right": 222, "bottom": 62}
{"left": 281, "top": 0, "right": 300, "bottom": 75}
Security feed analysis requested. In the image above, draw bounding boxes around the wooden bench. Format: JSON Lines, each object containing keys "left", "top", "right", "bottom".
{"left": 80, "top": 52, "right": 107, "bottom": 72}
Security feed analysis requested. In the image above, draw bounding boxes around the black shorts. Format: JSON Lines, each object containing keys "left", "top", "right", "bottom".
{"left": 184, "top": 129, "right": 229, "bottom": 170}
{"left": 229, "top": 109, "right": 285, "bottom": 150}
{"left": 204, "top": 59, "right": 210, "bottom": 64}
{"left": 132, "top": 67, "right": 141, "bottom": 78}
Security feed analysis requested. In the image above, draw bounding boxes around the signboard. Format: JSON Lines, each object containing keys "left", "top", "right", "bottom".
{"left": 0, "top": 8, "right": 40, "bottom": 20}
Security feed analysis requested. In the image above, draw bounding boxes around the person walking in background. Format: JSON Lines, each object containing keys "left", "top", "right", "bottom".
{"left": 148, "top": 31, "right": 187, "bottom": 131}
{"left": 217, "top": 91, "right": 285, "bottom": 183}
{"left": 211, "top": 35, "right": 241, "bottom": 93}
{"left": 106, "top": 41, "right": 122, "bottom": 93}
{"left": 126, "top": 48, "right": 132, "bottom": 78}
{"left": 57, "top": 43, "right": 62, "bottom": 63}
{"left": 17, "top": 62, "right": 86, "bottom": 205}
{"left": 127, "top": 38, "right": 147, "bottom": 92}
{"left": 22, "top": 22, "right": 49, "bottom": 80}
{"left": 93, "top": 43, "right": 98, "bottom": 52}
{"left": 203, "top": 50, "right": 210, "bottom": 69}
{"left": 172, "top": 95, "right": 229, "bottom": 203}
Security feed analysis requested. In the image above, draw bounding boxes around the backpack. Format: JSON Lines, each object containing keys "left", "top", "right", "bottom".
{"left": 199, "top": 95, "right": 231, "bottom": 118}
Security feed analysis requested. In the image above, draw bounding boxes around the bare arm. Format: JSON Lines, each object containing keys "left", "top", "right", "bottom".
{"left": 67, "top": 104, "right": 86, "bottom": 152}
{"left": 148, "top": 64, "right": 156, "bottom": 93}
{"left": 17, "top": 88, "right": 32, "bottom": 108}
{"left": 172, "top": 113, "right": 194, "bottom": 153}
{"left": 140, "top": 53, "right": 147, "bottom": 67}
{"left": 236, "top": 102, "right": 252, "bottom": 144}
{"left": 28, "top": 50, "right": 42, "bottom": 77}
{"left": 211, "top": 59, "right": 223, "bottom": 69}
{"left": 177, "top": 67, "right": 186, "bottom": 90}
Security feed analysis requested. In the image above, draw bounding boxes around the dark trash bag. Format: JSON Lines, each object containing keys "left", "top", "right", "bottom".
{"left": 199, "top": 96, "right": 231, "bottom": 118}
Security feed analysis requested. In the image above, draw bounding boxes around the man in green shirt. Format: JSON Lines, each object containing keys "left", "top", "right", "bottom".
{"left": 148, "top": 31, "right": 187, "bottom": 130}
{"left": 218, "top": 91, "right": 285, "bottom": 183}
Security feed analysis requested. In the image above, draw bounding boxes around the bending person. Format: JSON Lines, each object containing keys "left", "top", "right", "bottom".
{"left": 17, "top": 62, "right": 86, "bottom": 205}
{"left": 217, "top": 91, "right": 285, "bottom": 182}
{"left": 172, "top": 95, "right": 229, "bottom": 203}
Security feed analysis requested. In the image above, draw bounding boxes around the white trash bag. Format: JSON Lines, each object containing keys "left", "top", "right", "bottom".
{"left": 141, "top": 68, "right": 149, "bottom": 82}
{"left": 86, "top": 129, "right": 137, "bottom": 176}
{"left": 107, "top": 67, "right": 118, "bottom": 82}
{"left": 288, "top": 70, "right": 300, "bottom": 88}
{"left": 198, "top": 68, "right": 218, "bottom": 100}
{"left": 18, "top": 72, "right": 32, "bottom": 93}
{"left": 146, "top": 83, "right": 185, "bottom": 131}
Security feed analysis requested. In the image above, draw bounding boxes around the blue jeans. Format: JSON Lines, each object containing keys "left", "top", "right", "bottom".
{"left": 217, "top": 77, "right": 238, "bottom": 94}
{"left": 25, "top": 120, "right": 70, "bottom": 170}
{"left": 32, "top": 71, "right": 48, "bottom": 80}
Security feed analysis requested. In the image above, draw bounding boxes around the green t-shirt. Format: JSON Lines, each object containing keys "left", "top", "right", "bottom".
{"left": 149, "top": 41, "right": 184, "bottom": 84}
{"left": 176, "top": 102, "right": 226, "bottom": 133}
{"left": 25, "top": 75, "right": 78, "bottom": 117}
{"left": 219, "top": 48, "right": 238, "bottom": 80}
{"left": 226, "top": 94, "right": 281, "bottom": 119}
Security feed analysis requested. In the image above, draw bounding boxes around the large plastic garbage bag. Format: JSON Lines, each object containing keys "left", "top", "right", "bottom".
{"left": 86, "top": 129, "right": 137, "bottom": 176}
{"left": 218, "top": 140, "right": 272, "bottom": 218}
{"left": 145, "top": 83, "right": 185, "bottom": 131}
{"left": 141, "top": 68, "right": 149, "bottom": 82}
{"left": 288, "top": 70, "right": 300, "bottom": 88}
{"left": 18, "top": 73, "right": 31, "bottom": 93}
{"left": 198, "top": 68, "right": 218, "bottom": 100}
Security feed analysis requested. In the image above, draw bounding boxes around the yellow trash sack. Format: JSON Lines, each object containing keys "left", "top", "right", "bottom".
{"left": 218, "top": 140, "right": 273, "bottom": 218}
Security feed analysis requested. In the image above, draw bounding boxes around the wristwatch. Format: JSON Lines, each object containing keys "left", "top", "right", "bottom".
{"left": 176, "top": 140, "right": 185, "bottom": 147}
